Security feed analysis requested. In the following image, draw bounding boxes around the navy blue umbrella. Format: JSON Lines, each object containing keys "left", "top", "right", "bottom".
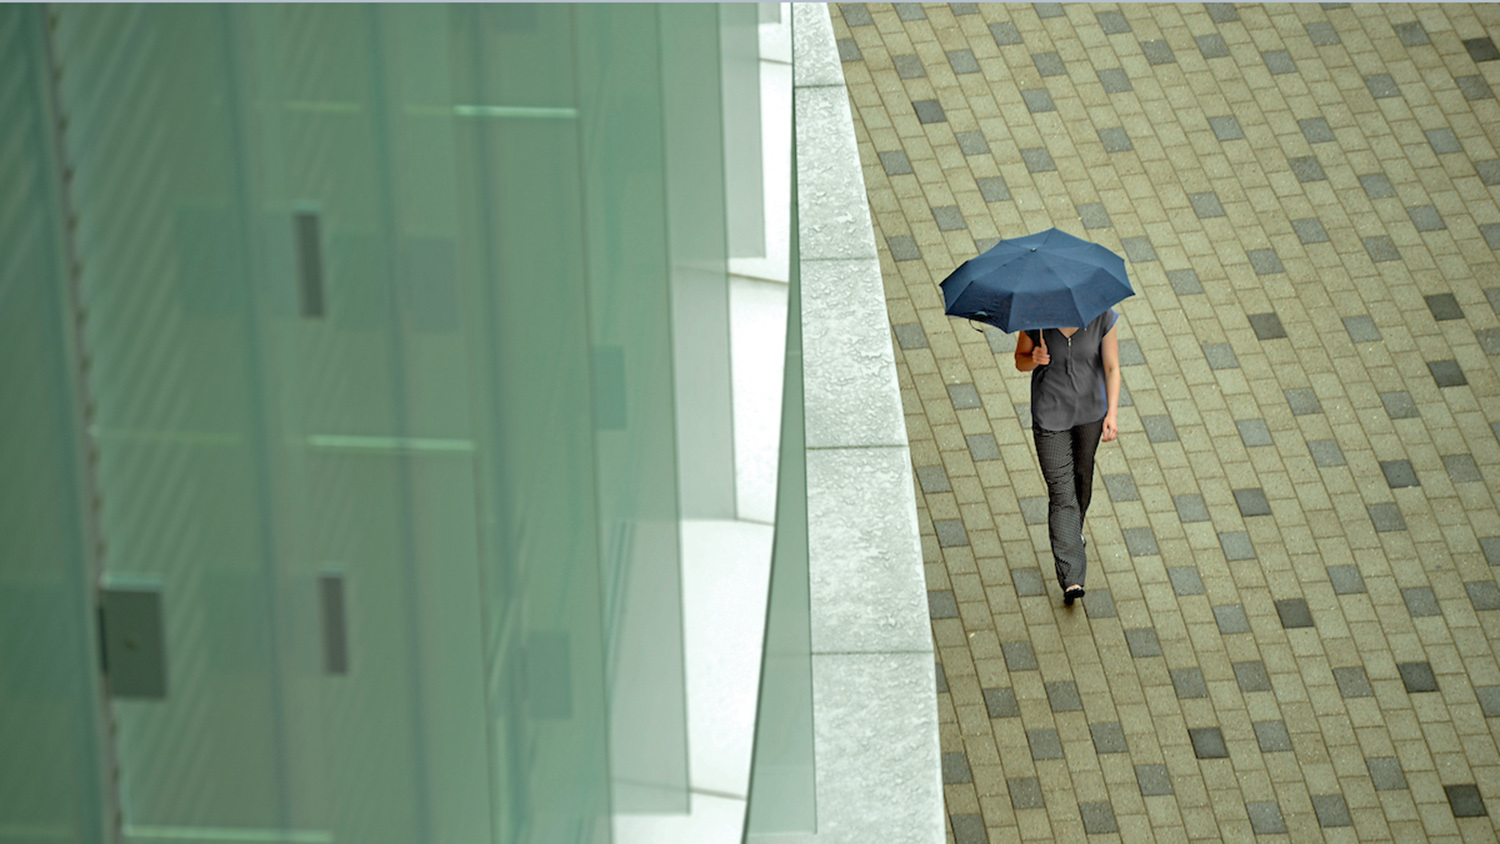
{"left": 940, "top": 227, "right": 1133, "bottom": 333}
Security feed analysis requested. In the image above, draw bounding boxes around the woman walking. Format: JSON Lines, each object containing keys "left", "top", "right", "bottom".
{"left": 1014, "top": 310, "right": 1121, "bottom": 605}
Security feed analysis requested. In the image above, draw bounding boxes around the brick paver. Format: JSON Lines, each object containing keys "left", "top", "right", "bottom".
{"left": 832, "top": 3, "right": 1500, "bottom": 842}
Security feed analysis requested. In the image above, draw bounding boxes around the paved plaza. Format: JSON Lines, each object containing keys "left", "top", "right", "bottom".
{"left": 830, "top": 3, "right": 1500, "bottom": 841}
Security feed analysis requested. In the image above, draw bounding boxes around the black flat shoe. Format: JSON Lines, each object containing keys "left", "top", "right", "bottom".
{"left": 1064, "top": 586, "right": 1085, "bottom": 606}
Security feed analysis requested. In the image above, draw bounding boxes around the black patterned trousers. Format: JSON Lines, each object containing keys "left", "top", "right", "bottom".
{"left": 1033, "top": 417, "right": 1105, "bottom": 590}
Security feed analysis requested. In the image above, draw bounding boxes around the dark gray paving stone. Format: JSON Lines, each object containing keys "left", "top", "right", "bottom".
{"left": 1249, "top": 247, "right": 1286, "bottom": 274}
{"left": 1328, "top": 564, "right": 1367, "bottom": 595}
{"left": 951, "top": 3, "right": 980, "bottom": 15}
{"left": 1476, "top": 685, "right": 1500, "bottom": 717}
{"left": 1445, "top": 784, "right": 1488, "bottom": 818}
{"left": 1361, "top": 172, "right": 1397, "bottom": 198}
{"left": 1091, "top": 721, "right": 1128, "bottom": 754}
{"left": 1172, "top": 667, "right": 1208, "bottom": 699}
{"left": 1135, "top": 764, "right": 1172, "bottom": 796}
{"left": 1033, "top": 51, "right": 1066, "bottom": 77}
{"left": 1276, "top": 598, "right": 1314, "bottom": 629}
{"left": 1428, "top": 128, "right": 1463, "bottom": 154}
{"left": 1169, "top": 566, "right": 1205, "bottom": 596}
{"left": 1334, "top": 665, "right": 1372, "bottom": 697}
{"left": 935, "top": 519, "right": 970, "bottom": 547}
{"left": 1204, "top": 343, "right": 1239, "bottom": 370}
{"left": 1381, "top": 459, "right": 1419, "bottom": 488}
{"left": 1234, "top": 660, "right": 1273, "bottom": 692}
{"left": 1286, "top": 388, "right": 1322, "bottom": 416}
{"left": 1123, "top": 527, "right": 1159, "bottom": 557}
{"left": 915, "top": 464, "right": 950, "bottom": 493}
{"left": 837, "top": 38, "right": 862, "bottom": 62}
{"left": 1410, "top": 206, "right": 1447, "bottom": 232}
{"left": 887, "top": 235, "right": 922, "bottom": 261}
{"left": 1189, "top": 727, "right": 1228, "bottom": 759}
{"left": 1457, "top": 74, "right": 1494, "bottom": 100}
{"left": 1483, "top": 223, "right": 1500, "bottom": 251}
{"left": 1444, "top": 454, "right": 1481, "bottom": 483}
{"left": 1209, "top": 114, "right": 1245, "bottom": 141}
{"left": 1467, "top": 581, "right": 1500, "bottom": 611}
{"left": 1237, "top": 418, "right": 1274, "bottom": 447}
{"left": 1368, "top": 757, "right": 1407, "bottom": 790}
{"left": 1012, "top": 567, "right": 1046, "bottom": 597}
{"left": 1263, "top": 50, "right": 1297, "bottom": 74}
{"left": 1046, "top": 680, "right": 1083, "bottom": 712}
{"left": 893, "top": 321, "right": 928, "bottom": 350}
{"left": 1168, "top": 268, "right": 1204, "bottom": 295}
{"left": 1312, "top": 794, "right": 1352, "bottom": 828}
{"left": 1476, "top": 328, "right": 1500, "bottom": 355}
{"left": 1300, "top": 117, "right": 1335, "bottom": 143}
{"left": 1254, "top": 720, "right": 1293, "bottom": 752}
{"left": 894, "top": 54, "right": 927, "bottom": 79}
{"left": 913, "top": 99, "right": 947, "bottom": 124}
{"left": 1483, "top": 536, "right": 1500, "bottom": 566}
{"left": 838, "top": 3, "right": 874, "bottom": 26}
{"left": 1381, "top": 391, "right": 1420, "bottom": 419}
{"left": 1479, "top": 160, "right": 1500, "bottom": 186}
{"left": 1245, "top": 311, "right": 1285, "bottom": 339}
{"left": 1097, "top": 127, "right": 1133, "bottom": 153}
{"left": 935, "top": 661, "right": 948, "bottom": 693}
{"left": 1402, "top": 586, "right": 1440, "bottom": 617}
{"left": 1206, "top": 3, "right": 1239, "bottom": 23}
{"left": 1306, "top": 21, "right": 1342, "bottom": 46}
{"left": 947, "top": 382, "right": 982, "bottom": 409}
{"left": 1189, "top": 192, "right": 1226, "bottom": 218}
{"left": 1083, "top": 588, "right": 1117, "bottom": 618}
{"left": 1080, "top": 802, "right": 1118, "bottom": 834}
{"left": 934, "top": 205, "right": 967, "bottom": 232}
{"left": 1464, "top": 36, "right": 1500, "bottom": 62}
{"left": 1429, "top": 359, "right": 1467, "bottom": 387}
{"left": 1196, "top": 34, "right": 1230, "bottom": 59}
{"left": 1294, "top": 217, "right": 1331, "bottom": 244}
{"left": 1309, "top": 439, "right": 1347, "bottom": 468}
{"left": 1394, "top": 20, "right": 1429, "bottom": 46}
{"left": 1003, "top": 640, "right": 1039, "bottom": 671}
{"left": 1366, "top": 73, "right": 1402, "bottom": 98}
{"left": 1019, "top": 496, "right": 1048, "bottom": 525}
{"left": 1098, "top": 67, "right": 1133, "bottom": 93}
{"left": 947, "top": 49, "right": 980, "bottom": 74}
{"left": 1364, "top": 235, "right": 1401, "bottom": 262}
{"left": 1215, "top": 604, "right": 1251, "bottom": 634}
{"left": 1125, "top": 627, "right": 1161, "bottom": 657}
{"left": 1027, "top": 728, "right": 1064, "bottom": 760}
{"left": 990, "top": 20, "right": 1023, "bottom": 46}
{"left": 967, "top": 433, "right": 1001, "bottom": 462}
{"left": 984, "top": 686, "right": 1020, "bottom": 718}
{"left": 1142, "top": 415, "right": 1178, "bottom": 442}
{"left": 1176, "top": 494, "right": 1210, "bottom": 523}
{"left": 955, "top": 130, "right": 990, "bottom": 156}
{"left": 942, "top": 751, "right": 973, "bottom": 783}
{"left": 1235, "top": 487, "right": 1272, "bottom": 517}
{"left": 950, "top": 814, "right": 986, "bottom": 844}
{"left": 1248, "top": 801, "right": 1287, "bottom": 834}
{"left": 977, "top": 176, "right": 1011, "bottom": 203}
{"left": 1104, "top": 473, "right": 1140, "bottom": 502}
{"left": 1117, "top": 338, "right": 1145, "bottom": 366}
{"left": 1142, "top": 39, "right": 1177, "bottom": 65}
{"left": 879, "top": 150, "right": 914, "bottom": 176}
{"left": 1369, "top": 503, "right": 1407, "bottom": 533}
{"left": 1034, "top": 2, "right": 1065, "bottom": 18}
{"left": 1021, "top": 147, "right": 1056, "bottom": 173}
{"left": 1122, "top": 237, "right": 1157, "bottom": 263}
{"left": 1321, "top": 3, "right": 1350, "bottom": 9}
{"left": 1221, "top": 531, "right": 1256, "bottom": 560}
{"left": 1398, "top": 661, "right": 1438, "bottom": 692}
{"left": 1021, "top": 88, "right": 1056, "bottom": 113}
{"left": 929, "top": 589, "right": 960, "bottom": 619}
{"left": 894, "top": 2, "right": 926, "bottom": 20}
{"left": 1343, "top": 315, "right": 1381, "bottom": 342}
{"left": 1008, "top": 776, "right": 1044, "bottom": 809}
{"left": 1097, "top": 10, "right": 1130, "bottom": 34}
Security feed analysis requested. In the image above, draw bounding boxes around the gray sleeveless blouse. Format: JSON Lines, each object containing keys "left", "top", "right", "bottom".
{"left": 1029, "top": 309, "right": 1118, "bottom": 432}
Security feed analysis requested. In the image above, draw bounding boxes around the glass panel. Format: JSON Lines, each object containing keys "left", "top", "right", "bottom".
{"left": 0, "top": 7, "right": 108, "bottom": 843}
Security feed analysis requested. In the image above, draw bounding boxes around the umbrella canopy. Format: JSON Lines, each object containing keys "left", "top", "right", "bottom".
{"left": 940, "top": 227, "right": 1133, "bottom": 333}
